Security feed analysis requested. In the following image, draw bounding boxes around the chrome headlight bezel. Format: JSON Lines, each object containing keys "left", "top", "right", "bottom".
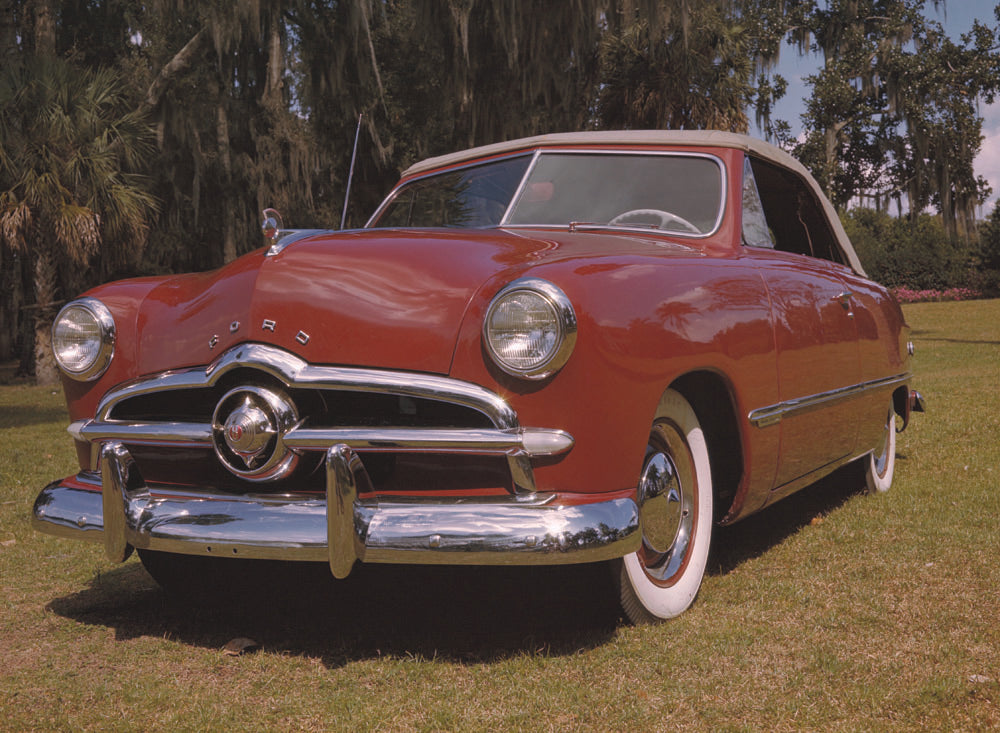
{"left": 52, "top": 298, "right": 116, "bottom": 381}
{"left": 483, "top": 278, "right": 577, "bottom": 380}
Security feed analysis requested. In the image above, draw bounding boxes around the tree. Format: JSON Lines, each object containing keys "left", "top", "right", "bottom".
{"left": 886, "top": 17, "right": 1000, "bottom": 237}
{"left": 297, "top": 0, "right": 612, "bottom": 222}
{"left": 974, "top": 199, "right": 1000, "bottom": 294}
{"left": 790, "top": 0, "right": 1000, "bottom": 238}
{"left": 0, "top": 58, "right": 158, "bottom": 383}
{"left": 789, "top": 0, "right": 927, "bottom": 206}
{"left": 596, "top": 1, "right": 787, "bottom": 132}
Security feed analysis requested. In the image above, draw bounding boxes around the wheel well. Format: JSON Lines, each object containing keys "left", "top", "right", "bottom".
{"left": 669, "top": 372, "right": 743, "bottom": 523}
{"left": 892, "top": 385, "right": 909, "bottom": 418}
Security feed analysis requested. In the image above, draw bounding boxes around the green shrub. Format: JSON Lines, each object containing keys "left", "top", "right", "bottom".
{"left": 841, "top": 209, "right": 976, "bottom": 290}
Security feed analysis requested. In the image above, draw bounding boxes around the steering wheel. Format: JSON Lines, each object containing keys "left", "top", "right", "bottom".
{"left": 608, "top": 208, "right": 700, "bottom": 233}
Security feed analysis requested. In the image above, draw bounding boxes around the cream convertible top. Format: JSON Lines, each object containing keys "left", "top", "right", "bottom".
{"left": 400, "top": 130, "right": 866, "bottom": 276}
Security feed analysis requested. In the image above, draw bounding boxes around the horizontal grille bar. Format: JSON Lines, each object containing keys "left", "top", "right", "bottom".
{"left": 70, "top": 421, "right": 574, "bottom": 457}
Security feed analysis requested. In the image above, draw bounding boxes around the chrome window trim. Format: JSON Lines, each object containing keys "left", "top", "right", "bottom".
{"left": 366, "top": 148, "right": 727, "bottom": 239}
{"left": 499, "top": 149, "right": 541, "bottom": 222}
{"left": 500, "top": 149, "right": 727, "bottom": 239}
{"left": 748, "top": 373, "right": 911, "bottom": 428}
{"left": 364, "top": 152, "right": 535, "bottom": 228}
{"left": 740, "top": 156, "right": 775, "bottom": 249}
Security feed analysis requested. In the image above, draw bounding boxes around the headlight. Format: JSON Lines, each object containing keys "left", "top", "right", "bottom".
{"left": 52, "top": 298, "right": 116, "bottom": 381}
{"left": 483, "top": 278, "right": 577, "bottom": 379}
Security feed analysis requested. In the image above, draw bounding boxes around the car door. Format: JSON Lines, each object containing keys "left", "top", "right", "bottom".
{"left": 740, "top": 156, "right": 862, "bottom": 489}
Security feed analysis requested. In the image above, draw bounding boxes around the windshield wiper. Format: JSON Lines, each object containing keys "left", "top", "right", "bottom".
{"left": 569, "top": 221, "right": 662, "bottom": 232}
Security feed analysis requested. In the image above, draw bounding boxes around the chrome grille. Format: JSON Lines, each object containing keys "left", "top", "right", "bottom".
{"left": 72, "top": 344, "right": 573, "bottom": 495}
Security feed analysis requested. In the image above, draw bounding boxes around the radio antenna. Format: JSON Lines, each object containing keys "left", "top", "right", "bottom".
{"left": 340, "top": 113, "right": 363, "bottom": 230}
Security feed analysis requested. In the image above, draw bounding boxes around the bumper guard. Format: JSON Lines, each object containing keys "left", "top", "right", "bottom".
{"left": 33, "top": 442, "right": 640, "bottom": 577}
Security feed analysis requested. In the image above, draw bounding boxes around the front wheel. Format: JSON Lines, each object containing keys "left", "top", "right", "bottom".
{"left": 615, "top": 390, "right": 713, "bottom": 623}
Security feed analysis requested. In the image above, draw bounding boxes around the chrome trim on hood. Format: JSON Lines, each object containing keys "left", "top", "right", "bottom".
{"left": 264, "top": 229, "right": 330, "bottom": 256}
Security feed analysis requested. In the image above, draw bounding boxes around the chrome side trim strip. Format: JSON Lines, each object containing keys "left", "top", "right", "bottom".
{"left": 32, "top": 443, "right": 640, "bottom": 569}
{"left": 748, "top": 373, "right": 911, "bottom": 428}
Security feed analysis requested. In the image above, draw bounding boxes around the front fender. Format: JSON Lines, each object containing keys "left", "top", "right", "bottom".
{"left": 449, "top": 254, "right": 780, "bottom": 506}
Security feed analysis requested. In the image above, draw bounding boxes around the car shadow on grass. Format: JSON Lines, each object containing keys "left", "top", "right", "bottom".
{"left": 46, "top": 460, "right": 890, "bottom": 663}
{"left": 47, "top": 558, "right": 622, "bottom": 665}
{"left": 709, "top": 461, "right": 872, "bottom": 576}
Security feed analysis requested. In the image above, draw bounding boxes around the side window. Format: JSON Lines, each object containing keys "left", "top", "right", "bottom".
{"left": 747, "top": 156, "right": 846, "bottom": 264}
{"left": 741, "top": 157, "right": 774, "bottom": 248}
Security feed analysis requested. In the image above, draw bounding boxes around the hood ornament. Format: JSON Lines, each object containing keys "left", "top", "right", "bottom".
{"left": 261, "top": 208, "right": 283, "bottom": 241}
{"left": 260, "top": 208, "right": 326, "bottom": 258}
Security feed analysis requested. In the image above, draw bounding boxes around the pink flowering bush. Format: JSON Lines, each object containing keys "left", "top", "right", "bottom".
{"left": 891, "top": 287, "right": 982, "bottom": 304}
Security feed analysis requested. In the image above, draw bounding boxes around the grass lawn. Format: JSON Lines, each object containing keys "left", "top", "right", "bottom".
{"left": 1, "top": 300, "right": 997, "bottom": 731}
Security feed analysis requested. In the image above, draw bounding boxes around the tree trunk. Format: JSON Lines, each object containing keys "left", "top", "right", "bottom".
{"left": 263, "top": 13, "right": 283, "bottom": 110}
{"left": 217, "top": 97, "right": 237, "bottom": 263}
{"left": 32, "top": 247, "right": 60, "bottom": 385}
{"left": 33, "top": 0, "right": 56, "bottom": 58}
{"left": 938, "top": 163, "right": 955, "bottom": 240}
{"left": 0, "top": 0, "right": 19, "bottom": 68}
{"left": 0, "top": 243, "right": 21, "bottom": 361}
{"left": 142, "top": 29, "right": 208, "bottom": 114}
{"left": 822, "top": 119, "right": 849, "bottom": 206}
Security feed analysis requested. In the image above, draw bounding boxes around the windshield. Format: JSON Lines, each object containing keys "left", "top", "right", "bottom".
{"left": 373, "top": 156, "right": 532, "bottom": 228}
{"left": 369, "top": 150, "right": 724, "bottom": 235}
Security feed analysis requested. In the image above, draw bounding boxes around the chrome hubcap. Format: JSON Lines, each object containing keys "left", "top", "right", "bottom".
{"left": 640, "top": 452, "right": 682, "bottom": 553}
{"left": 212, "top": 385, "right": 299, "bottom": 481}
{"left": 637, "top": 444, "right": 693, "bottom": 583}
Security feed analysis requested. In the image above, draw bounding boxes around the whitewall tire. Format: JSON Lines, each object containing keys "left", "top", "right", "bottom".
{"left": 865, "top": 404, "right": 897, "bottom": 493}
{"left": 616, "top": 389, "right": 713, "bottom": 623}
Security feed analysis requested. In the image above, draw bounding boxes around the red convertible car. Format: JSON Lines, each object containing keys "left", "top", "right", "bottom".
{"left": 33, "top": 131, "right": 923, "bottom": 622}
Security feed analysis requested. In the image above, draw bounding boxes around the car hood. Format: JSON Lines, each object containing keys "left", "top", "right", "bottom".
{"left": 132, "top": 229, "right": 537, "bottom": 375}
{"left": 133, "top": 227, "right": 703, "bottom": 376}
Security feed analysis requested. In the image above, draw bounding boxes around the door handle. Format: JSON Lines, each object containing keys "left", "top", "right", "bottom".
{"left": 835, "top": 291, "right": 855, "bottom": 317}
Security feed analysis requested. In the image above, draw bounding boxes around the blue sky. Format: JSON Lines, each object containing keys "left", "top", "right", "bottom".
{"left": 755, "top": 2, "right": 1000, "bottom": 214}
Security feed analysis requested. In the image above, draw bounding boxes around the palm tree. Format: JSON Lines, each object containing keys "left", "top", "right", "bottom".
{"left": 0, "top": 57, "right": 158, "bottom": 384}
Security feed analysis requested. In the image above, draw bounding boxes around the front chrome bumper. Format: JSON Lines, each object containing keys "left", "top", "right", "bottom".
{"left": 33, "top": 442, "right": 640, "bottom": 577}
